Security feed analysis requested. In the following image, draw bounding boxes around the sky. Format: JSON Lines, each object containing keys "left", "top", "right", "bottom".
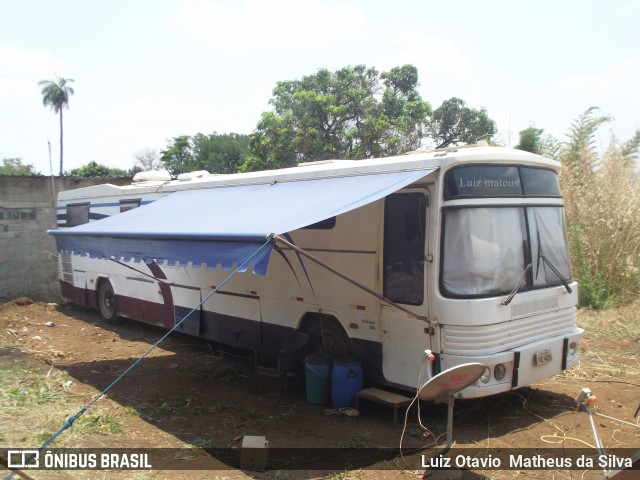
{"left": 1, "top": 0, "right": 638, "bottom": 174}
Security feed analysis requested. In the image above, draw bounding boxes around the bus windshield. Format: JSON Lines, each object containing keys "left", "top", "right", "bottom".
{"left": 441, "top": 206, "right": 571, "bottom": 297}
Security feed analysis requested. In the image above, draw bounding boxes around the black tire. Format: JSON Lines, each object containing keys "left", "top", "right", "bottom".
{"left": 97, "top": 280, "right": 121, "bottom": 324}
{"left": 305, "top": 317, "right": 352, "bottom": 357}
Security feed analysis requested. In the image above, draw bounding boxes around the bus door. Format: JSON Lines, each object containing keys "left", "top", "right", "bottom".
{"left": 380, "top": 188, "right": 433, "bottom": 388}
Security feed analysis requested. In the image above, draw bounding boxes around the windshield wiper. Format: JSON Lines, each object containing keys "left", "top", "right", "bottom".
{"left": 538, "top": 254, "right": 572, "bottom": 293}
{"left": 536, "top": 230, "right": 572, "bottom": 293}
{"left": 501, "top": 263, "right": 532, "bottom": 306}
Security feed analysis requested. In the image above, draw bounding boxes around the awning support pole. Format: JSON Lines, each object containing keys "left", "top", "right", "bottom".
{"left": 272, "top": 234, "right": 430, "bottom": 324}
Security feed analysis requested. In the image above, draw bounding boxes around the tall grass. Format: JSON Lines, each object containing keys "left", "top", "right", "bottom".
{"left": 560, "top": 135, "right": 640, "bottom": 307}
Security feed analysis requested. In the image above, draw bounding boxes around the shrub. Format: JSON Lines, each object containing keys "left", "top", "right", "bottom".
{"left": 560, "top": 136, "right": 640, "bottom": 307}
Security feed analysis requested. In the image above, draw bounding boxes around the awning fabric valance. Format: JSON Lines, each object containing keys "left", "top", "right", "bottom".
{"left": 50, "top": 168, "right": 435, "bottom": 275}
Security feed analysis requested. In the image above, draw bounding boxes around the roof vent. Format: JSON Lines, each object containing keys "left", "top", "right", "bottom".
{"left": 133, "top": 170, "right": 171, "bottom": 182}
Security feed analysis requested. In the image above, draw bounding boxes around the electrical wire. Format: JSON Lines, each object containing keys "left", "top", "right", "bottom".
{"left": 3, "top": 239, "right": 273, "bottom": 480}
{"left": 395, "top": 354, "right": 437, "bottom": 474}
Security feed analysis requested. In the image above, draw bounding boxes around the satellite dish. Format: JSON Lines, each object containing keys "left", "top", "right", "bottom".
{"left": 418, "top": 363, "right": 486, "bottom": 402}
{"left": 417, "top": 363, "right": 485, "bottom": 449}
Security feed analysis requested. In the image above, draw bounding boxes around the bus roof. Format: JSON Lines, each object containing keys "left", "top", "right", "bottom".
{"left": 58, "top": 145, "right": 558, "bottom": 202}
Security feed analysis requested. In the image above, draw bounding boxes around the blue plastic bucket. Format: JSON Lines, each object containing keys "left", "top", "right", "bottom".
{"left": 305, "top": 353, "right": 333, "bottom": 404}
{"left": 331, "top": 356, "right": 363, "bottom": 408}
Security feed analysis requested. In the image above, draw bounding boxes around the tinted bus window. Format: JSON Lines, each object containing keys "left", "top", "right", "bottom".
{"left": 444, "top": 165, "right": 560, "bottom": 199}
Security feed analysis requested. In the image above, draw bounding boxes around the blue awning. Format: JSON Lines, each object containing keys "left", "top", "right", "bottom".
{"left": 50, "top": 168, "right": 435, "bottom": 274}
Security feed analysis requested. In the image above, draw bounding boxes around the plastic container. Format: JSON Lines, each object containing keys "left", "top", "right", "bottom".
{"left": 331, "top": 356, "right": 363, "bottom": 408}
{"left": 304, "top": 353, "right": 333, "bottom": 404}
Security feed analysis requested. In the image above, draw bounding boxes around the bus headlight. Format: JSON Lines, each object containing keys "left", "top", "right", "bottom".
{"left": 494, "top": 363, "right": 506, "bottom": 381}
{"left": 480, "top": 367, "right": 491, "bottom": 384}
{"left": 569, "top": 342, "right": 578, "bottom": 357}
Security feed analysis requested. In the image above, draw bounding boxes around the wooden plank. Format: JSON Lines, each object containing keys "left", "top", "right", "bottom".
{"left": 356, "top": 387, "right": 412, "bottom": 406}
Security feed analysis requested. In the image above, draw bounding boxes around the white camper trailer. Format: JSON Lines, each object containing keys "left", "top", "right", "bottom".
{"left": 51, "top": 144, "right": 583, "bottom": 398}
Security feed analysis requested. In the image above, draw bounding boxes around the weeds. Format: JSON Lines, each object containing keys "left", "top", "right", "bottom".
{"left": 124, "top": 405, "right": 140, "bottom": 416}
{"left": 244, "top": 407, "right": 262, "bottom": 419}
{"left": 186, "top": 437, "right": 214, "bottom": 449}
{"left": 195, "top": 363, "right": 243, "bottom": 384}
{"left": 272, "top": 470, "right": 290, "bottom": 480}
{"left": 2, "top": 365, "right": 69, "bottom": 408}
{"left": 211, "top": 403, "right": 231, "bottom": 412}
{"left": 560, "top": 130, "right": 640, "bottom": 308}
{"left": 33, "top": 431, "right": 55, "bottom": 444}
{"left": 267, "top": 414, "right": 285, "bottom": 424}
{"left": 575, "top": 306, "right": 640, "bottom": 376}
{"left": 152, "top": 395, "right": 190, "bottom": 417}
{"left": 75, "top": 413, "right": 124, "bottom": 435}
{"left": 337, "top": 432, "right": 371, "bottom": 448}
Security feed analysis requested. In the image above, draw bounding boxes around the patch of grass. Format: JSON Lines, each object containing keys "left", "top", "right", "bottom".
{"left": 576, "top": 306, "right": 640, "bottom": 376}
{"left": 124, "top": 405, "right": 140, "bottom": 416}
{"left": 195, "top": 363, "right": 243, "bottom": 384}
{"left": 186, "top": 437, "right": 214, "bottom": 449}
{"left": 75, "top": 413, "right": 124, "bottom": 435}
{"left": 329, "top": 471, "right": 364, "bottom": 480}
{"left": 189, "top": 406, "right": 207, "bottom": 416}
{"left": 267, "top": 414, "right": 285, "bottom": 424}
{"left": 244, "top": 407, "right": 261, "bottom": 420}
{"left": 578, "top": 306, "right": 640, "bottom": 342}
{"left": 337, "top": 432, "right": 371, "bottom": 448}
{"left": 0, "top": 361, "right": 30, "bottom": 374}
{"left": 272, "top": 470, "right": 290, "bottom": 480}
{"left": 1, "top": 365, "right": 69, "bottom": 409}
{"left": 33, "top": 431, "right": 55, "bottom": 445}
{"left": 223, "top": 417, "right": 246, "bottom": 429}
{"left": 562, "top": 305, "right": 640, "bottom": 379}
{"left": 152, "top": 395, "right": 190, "bottom": 417}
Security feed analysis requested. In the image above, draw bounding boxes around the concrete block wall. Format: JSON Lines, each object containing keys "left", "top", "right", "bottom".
{"left": 0, "top": 175, "right": 131, "bottom": 303}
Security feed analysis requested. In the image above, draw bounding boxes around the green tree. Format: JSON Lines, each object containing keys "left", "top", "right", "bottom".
{"left": 0, "top": 158, "right": 38, "bottom": 175}
{"left": 68, "top": 161, "right": 129, "bottom": 177}
{"left": 514, "top": 126, "right": 561, "bottom": 159}
{"left": 192, "top": 132, "right": 249, "bottom": 174}
{"left": 38, "top": 76, "right": 75, "bottom": 175}
{"left": 243, "top": 64, "right": 431, "bottom": 171}
{"left": 561, "top": 106, "right": 612, "bottom": 186}
{"left": 160, "top": 133, "right": 250, "bottom": 177}
{"left": 515, "top": 126, "right": 545, "bottom": 154}
{"left": 160, "top": 136, "right": 194, "bottom": 177}
{"left": 428, "top": 97, "right": 496, "bottom": 149}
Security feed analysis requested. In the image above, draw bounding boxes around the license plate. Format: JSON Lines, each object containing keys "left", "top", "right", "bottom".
{"left": 535, "top": 349, "right": 553, "bottom": 365}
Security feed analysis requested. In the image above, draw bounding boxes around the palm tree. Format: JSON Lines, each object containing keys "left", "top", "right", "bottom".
{"left": 39, "top": 76, "right": 75, "bottom": 175}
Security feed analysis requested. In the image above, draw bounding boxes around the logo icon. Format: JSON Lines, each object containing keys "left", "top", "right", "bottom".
{"left": 7, "top": 450, "right": 40, "bottom": 469}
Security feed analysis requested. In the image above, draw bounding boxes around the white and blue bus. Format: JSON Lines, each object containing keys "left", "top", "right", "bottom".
{"left": 51, "top": 143, "right": 583, "bottom": 398}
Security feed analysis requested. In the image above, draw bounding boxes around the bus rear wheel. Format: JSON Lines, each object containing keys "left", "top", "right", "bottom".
{"left": 97, "top": 280, "right": 121, "bottom": 324}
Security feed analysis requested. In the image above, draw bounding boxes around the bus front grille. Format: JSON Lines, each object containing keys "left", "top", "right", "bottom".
{"left": 441, "top": 308, "right": 577, "bottom": 356}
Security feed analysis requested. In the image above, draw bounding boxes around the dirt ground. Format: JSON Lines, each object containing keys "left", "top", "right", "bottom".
{"left": 1, "top": 297, "right": 639, "bottom": 480}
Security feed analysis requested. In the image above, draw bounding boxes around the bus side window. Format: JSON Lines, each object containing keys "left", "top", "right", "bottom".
{"left": 66, "top": 203, "right": 90, "bottom": 227}
{"left": 383, "top": 193, "right": 427, "bottom": 305}
{"left": 120, "top": 198, "right": 141, "bottom": 213}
